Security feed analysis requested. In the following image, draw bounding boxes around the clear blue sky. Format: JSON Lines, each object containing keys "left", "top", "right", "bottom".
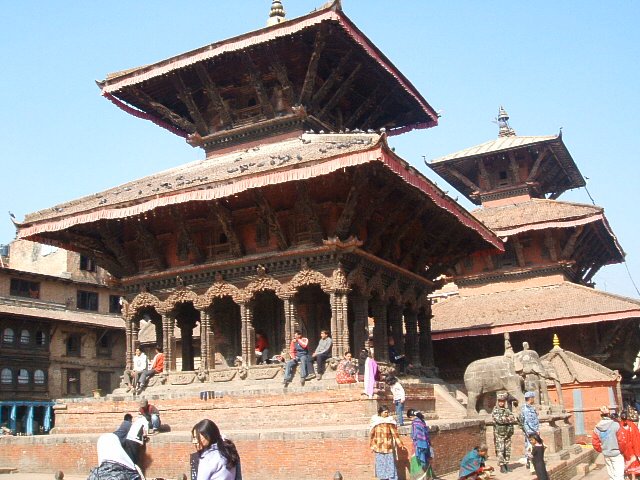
{"left": 1, "top": 1, "right": 638, "bottom": 299}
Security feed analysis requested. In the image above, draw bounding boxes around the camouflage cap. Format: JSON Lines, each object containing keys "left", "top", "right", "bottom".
{"left": 497, "top": 393, "right": 508, "bottom": 401}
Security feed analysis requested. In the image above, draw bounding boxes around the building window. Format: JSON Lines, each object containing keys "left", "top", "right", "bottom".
{"left": 98, "top": 371, "right": 112, "bottom": 393}
{"left": 2, "top": 328, "right": 14, "bottom": 343}
{"left": 96, "top": 333, "right": 111, "bottom": 358}
{"left": 109, "top": 295, "right": 122, "bottom": 314}
{"left": 66, "top": 369, "right": 81, "bottom": 395}
{"left": 17, "top": 369, "right": 29, "bottom": 384}
{"left": 10, "top": 278, "right": 40, "bottom": 299}
{"left": 34, "top": 369, "right": 45, "bottom": 384}
{"left": 36, "top": 330, "right": 47, "bottom": 346}
{"left": 66, "top": 334, "right": 82, "bottom": 357}
{"left": 80, "top": 255, "right": 96, "bottom": 272}
{"left": 77, "top": 290, "right": 99, "bottom": 311}
{"left": 1, "top": 368, "right": 12, "bottom": 384}
{"left": 20, "top": 329, "right": 30, "bottom": 344}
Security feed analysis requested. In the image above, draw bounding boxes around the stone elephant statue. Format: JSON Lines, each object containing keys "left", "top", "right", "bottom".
{"left": 464, "top": 355, "right": 524, "bottom": 416}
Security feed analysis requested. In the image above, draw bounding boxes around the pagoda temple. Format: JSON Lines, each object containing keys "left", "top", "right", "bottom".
{"left": 15, "top": 1, "right": 502, "bottom": 379}
{"left": 429, "top": 107, "right": 640, "bottom": 381}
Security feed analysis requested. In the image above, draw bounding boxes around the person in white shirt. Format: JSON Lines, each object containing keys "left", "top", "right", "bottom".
{"left": 124, "top": 347, "right": 148, "bottom": 392}
{"left": 386, "top": 375, "right": 406, "bottom": 426}
{"left": 123, "top": 413, "right": 149, "bottom": 467}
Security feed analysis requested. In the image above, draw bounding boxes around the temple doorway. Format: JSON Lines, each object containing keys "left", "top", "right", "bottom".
{"left": 252, "top": 291, "right": 285, "bottom": 357}
{"left": 172, "top": 302, "right": 200, "bottom": 371}
{"left": 136, "top": 308, "right": 162, "bottom": 351}
{"left": 210, "top": 296, "right": 241, "bottom": 366}
{"left": 294, "top": 285, "right": 331, "bottom": 352}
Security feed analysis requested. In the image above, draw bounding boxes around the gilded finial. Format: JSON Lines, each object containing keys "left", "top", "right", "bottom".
{"left": 267, "top": 0, "right": 286, "bottom": 26}
{"left": 553, "top": 334, "right": 560, "bottom": 349}
{"left": 497, "top": 106, "right": 516, "bottom": 137}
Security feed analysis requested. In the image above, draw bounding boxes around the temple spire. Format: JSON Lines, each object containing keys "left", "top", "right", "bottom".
{"left": 497, "top": 106, "right": 516, "bottom": 137}
{"left": 267, "top": 0, "right": 286, "bottom": 26}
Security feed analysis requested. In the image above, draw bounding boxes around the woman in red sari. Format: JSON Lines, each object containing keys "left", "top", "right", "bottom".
{"left": 619, "top": 411, "right": 640, "bottom": 480}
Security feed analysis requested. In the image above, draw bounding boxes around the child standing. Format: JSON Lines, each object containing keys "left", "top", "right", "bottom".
{"left": 387, "top": 376, "right": 406, "bottom": 427}
{"left": 529, "top": 434, "right": 549, "bottom": 480}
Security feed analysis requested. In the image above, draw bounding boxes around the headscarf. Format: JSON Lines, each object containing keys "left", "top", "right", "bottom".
{"left": 459, "top": 448, "right": 484, "bottom": 479}
{"left": 369, "top": 413, "right": 397, "bottom": 432}
{"left": 97, "top": 433, "right": 137, "bottom": 470}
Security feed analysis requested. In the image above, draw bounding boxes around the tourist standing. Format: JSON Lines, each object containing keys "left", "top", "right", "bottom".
{"left": 492, "top": 392, "right": 517, "bottom": 473}
{"left": 618, "top": 411, "right": 640, "bottom": 480}
{"left": 123, "top": 413, "right": 149, "bottom": 468}
{"left": 593, "top": 406, "right": 625, "bottom": 480}
{"left": 124, "top": 347, "right": 148, "bottom": 392}
{"left": 136, "top": 346, "right": 164, "bottom": 393}
{"left": 312, "top": 330, "right": 332, "bottom": 380}
{"left": 386, "top": 375, "right": 406, "bottom": 426}
{"left": 370, "top": 405, "right": 405, "bottom": 480}
{"left": 88, "top": 432, "right": 143, "bottom": 480}
{"left": 283, "top": 330, "right": 314, "bottom": 386}
{"left": 407, "top": 409, "right": 434, "bottom": 480}
{"left": 190, "top": 419, "right": 240, "bottom": 480}
{"left": 458, "top": 445, "right": 493, "bottom": 480}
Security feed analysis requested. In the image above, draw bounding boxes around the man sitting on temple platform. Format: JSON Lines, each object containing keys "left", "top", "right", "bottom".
{"left": 124, "top": 347, "right": 147, "bottom": 392}
{"left": 312, "top": 330, "right": 332, "bottom": 380}
{"left": 388, "top": 337, "right": 409, "bottom": 374}
{"left": 136, "top": 345, "right": 164, "bottom": 394}
{"left": 255, "top": 331, "right": 270, "bottom": 364}
{"left": 283, "top": 330, "right": 314, "bottom": 386}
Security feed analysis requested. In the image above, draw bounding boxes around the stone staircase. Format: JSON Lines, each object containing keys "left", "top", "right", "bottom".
{"left": 432, "top": 380, "right": 468, "bottom": 419}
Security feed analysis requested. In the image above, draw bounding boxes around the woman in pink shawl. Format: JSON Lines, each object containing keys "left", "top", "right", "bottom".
{"left": 363, "top": 348, "right": 378, "bottom": 398}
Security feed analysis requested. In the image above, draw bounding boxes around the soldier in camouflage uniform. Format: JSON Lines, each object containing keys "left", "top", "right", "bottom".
{"left": 492, "top": 392, "right": 517, "bottom": 473}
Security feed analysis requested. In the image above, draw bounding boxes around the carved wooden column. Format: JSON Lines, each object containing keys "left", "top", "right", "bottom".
{"left": 417, "top": 303, "right": 435, "bottom": 369}
{"left": 240, "top": 302, "right": 255, "bottom": 366}
{"left": 351, "top": 294, "right": 369, "bottom": 355}
{"left": 330, "top": 292, "right": 349, "bottom": 357}
{"left": 199, "top": 310, "right": 213, "bottom": 370}
{"left": 388, "top": 303, "right": 404, "bottom": 355}
{"left": 404, "top": 308, "right": 420, "bottom": 366}
{"left": 162, "top": 314, "right": 177, "bottom": 373}
{"left": 125, "top": 317, "right": 133, "bottom": 370}
{"left": 330, "top": 292, "right": 339, "bottom": 353}
{"left": 370, "top": 299, "right": 389, "bottom": 362}
{"left": 282, "top": 295, "right": 298, "bottom": 352}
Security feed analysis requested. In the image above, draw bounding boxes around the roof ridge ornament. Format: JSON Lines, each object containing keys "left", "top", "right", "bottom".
{"left": 267, "top": 0, "right": 286, "bottom": 26}
{"left": 497, "top": 106, "right": 516, "bottom": 138}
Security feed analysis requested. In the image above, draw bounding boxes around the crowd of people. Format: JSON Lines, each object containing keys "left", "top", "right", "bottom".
{"left": 593, "top": 405, "right": 640, "bottom": 480}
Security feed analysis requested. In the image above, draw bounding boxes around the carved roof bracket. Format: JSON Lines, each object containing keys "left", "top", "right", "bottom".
{"left": 254, "top": 190, "right": 288, "bottom": 250}
{"left": 212, "top": 201, "right": 244, "bottom": 257}
{"left": 171, "top": 72, "right": 210, "bottom": 136}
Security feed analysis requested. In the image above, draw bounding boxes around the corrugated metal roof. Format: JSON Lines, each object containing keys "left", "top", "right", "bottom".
{"left": 431, "top": 135, "right": 558, "bottom": 164}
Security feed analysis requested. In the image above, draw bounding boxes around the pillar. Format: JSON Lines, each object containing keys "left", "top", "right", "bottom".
{"left": 283, "top": 296, "right": 298, "bottom": 353}
{"left": 330, "top": 292, "right": 350, "bottom": 357}
{"left": 404, "top": 309, "right": 420, "bottom": 366}
{"left": 351, "top": 294, "right": 369, "bottom": 355}
{"left": 162, "top": 314, "right": 176, "bottom": 373}
{"left": 371, "top": 299, "right": 389, "bottom": 362}
{"left": 125, "top": 317, "right": 133, "bottom": 370}
{"left": 388, "top": 303, "right": 404, "bottom": 354}
{"left": 240, "top": 302, "right": 255, "bottom": 366}
{"left": 417, "top": 303, "right": 435, "bottom": 369}
{"left": 199, "top": 310, "right": 214, "bottom": 370}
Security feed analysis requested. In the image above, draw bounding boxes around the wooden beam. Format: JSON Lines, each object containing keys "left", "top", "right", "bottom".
{"left": 194, "top": 64, "right": 234, "bottom": 127}
{"left": 345, "top": 85, "right": 383, "bottom": 129}
{"left": 477, "top": 157, "right": 491, "bottom": 189}
{"left": 242, "top": 53, "right": 275, "bottom": 119}
{"left": 254, "top": 191, "right": 288, "bottom": 250}
{"left": 171, "top": 208, "right": 205, "bottom": 263}
{"left": 212, "top": 201, "right": 244, "bottom": 257}
{"left": 133, "top": 222, "right": 166, "bottom": 271}
{"left": 351, "top": 182, "right": 395, "bottom": 234}
{"left": 64, "top": 231, "right": 125, "bottom": 277}
{"left": 295, "top": 182, "right": 324, "bottom": 243}
{"left": 544, "top": 231, "right": 558, "bottom": 262}
{"left": 361, "top": 88, "right": 395, "bottom": 128}
{"left": 129, "top": 87, "right": 196, "bottom": 134}
{"left": 318, "top": 63, "right": 362, "bottom": 119}
{"left": 171, "top": 73, "right": 209, "bottom": 136}
{"left": 96, "top": 223, "right": 137, "bottom": 276}
{"left": 508, "top": 152, "right": 520, "bottom": 183}
{"left": 266, "top": 45, "right": 295, "bottom": 106}
{"left": 335, "top": 169, "right": 368, "bottom": 239}
{"left": 311, "top": 50, "right": 354, "bottom": 109}
{"left": 560, "top": 225, "right": 584, "bottom": 259}
{"left": 299, "top": 27, "right": 327, "bottom": 105}
{"left": 365, "top": 192, "right": 407, "bottom": 253}
{"left": 381, "top": 202, "right": 429, "bottom": 259}
{"left": 512, "top": 237, "right": 526, "bottom": 267}
{"left": 444, "top": 165, "right": 481, "bottom": 193}
{"left": 526, "top": 148, "right": 550, "bottom": 182}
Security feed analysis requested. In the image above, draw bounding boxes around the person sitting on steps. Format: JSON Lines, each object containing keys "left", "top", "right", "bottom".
{"left": 312, "top": 330, "right": 332, "bottom": 380}
{"left": 283, "top": 330, "right": 314, "bottom": 386}
{"left": 136, "top": 345, "right": 164, "bottom": 394}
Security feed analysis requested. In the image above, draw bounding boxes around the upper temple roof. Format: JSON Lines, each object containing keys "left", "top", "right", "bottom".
{"left": 431, "top": 135, "right": 558, "bottom": 164}
{"left": 97, "top": 1, "right": 438, "bottom": 152}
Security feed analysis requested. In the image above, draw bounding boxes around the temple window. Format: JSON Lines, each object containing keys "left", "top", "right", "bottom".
{"left": 66, "top": 369, "right": 81, "bottom": 395}
{"left": 109, "top": 295, "right": 122, "bottom": 314}
{"left": 80, "top": 255, "right": 96, "bottom": 272}
{"left": 10, "top": 278, "right": 40, "bottom": 299}
{"left": 35, "top": 330, "right": 47, "bottom": 346}
{"left": 17, "top": 368, "right": 29, "bottom": 384}
{"left": 2, "top": 328, "right": 14, "bottom": 343}
{"left": 496, "top": 242, "right": 517, "bottom": 269}
{"left": 77, "top": 290, "right": 99, "bottom": 311}
{"left": 96, "top": 332, "right": 111, "bottom": 358}
{"left": 66, "top": 334, "right": 82, "bottom": 357}
{"left": 1, "top": 368, "right": 12, "bottom": 384}
{"left": 34, "top": 369, "right": 45, "bottom": 384}
{"left": 20, "top": 329, "right": 30, "bottom": 344}
{"left": 98, "top": 371, "right": 112, "bottom": 393}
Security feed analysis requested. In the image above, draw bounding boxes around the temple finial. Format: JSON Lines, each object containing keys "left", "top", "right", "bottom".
{"left": 553, "top": 333, "right": 560, "bottom": 349}
{"left": 497, "top": 106, "right": 516, "bottom": 137}
{"left": 267, "top": 0, "right": 286, "bottom": 26}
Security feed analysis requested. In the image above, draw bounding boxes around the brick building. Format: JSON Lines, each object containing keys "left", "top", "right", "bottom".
{"left": 0, "top": 240, "right": 125, "bottom": 433}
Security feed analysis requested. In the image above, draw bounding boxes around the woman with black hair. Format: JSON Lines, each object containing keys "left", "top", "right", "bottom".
{"left": 190, "top": 419, "right": 241, "bottom": 480}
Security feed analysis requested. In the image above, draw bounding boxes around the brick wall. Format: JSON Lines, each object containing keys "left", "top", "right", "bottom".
{"left": 0, "top": 421, "right": 485, "bottom": 479}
